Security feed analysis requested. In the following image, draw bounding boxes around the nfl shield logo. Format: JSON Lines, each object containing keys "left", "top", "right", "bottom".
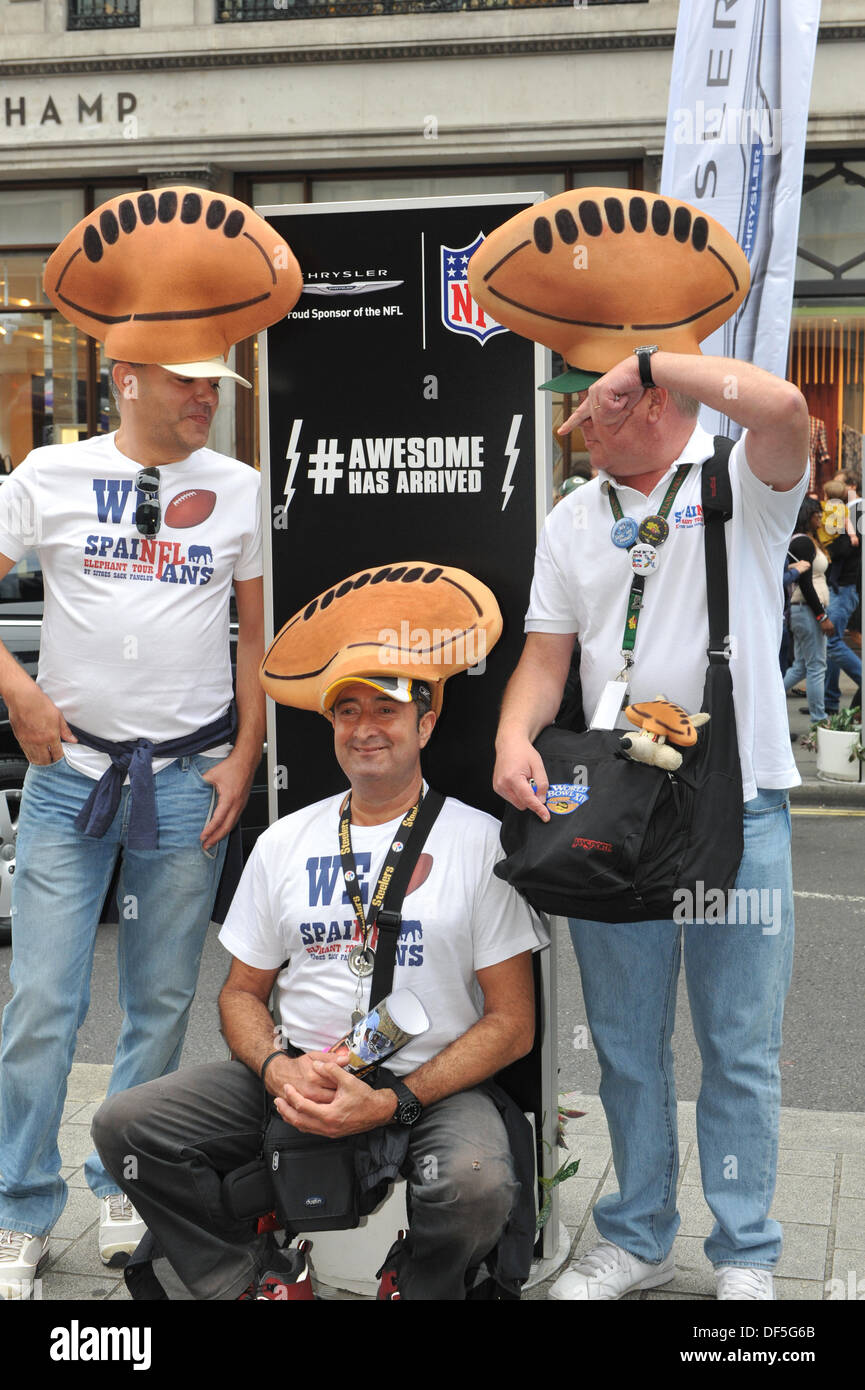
{"left": 441, "top": 233, "right": 507, "bottom": 345}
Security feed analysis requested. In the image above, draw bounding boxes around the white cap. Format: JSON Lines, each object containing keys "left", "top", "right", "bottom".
{"left": 322, "top": 675, "right": 434, "bottom": 712}
{"left": 157, "top": 357, "right": 252, "bottom": 389}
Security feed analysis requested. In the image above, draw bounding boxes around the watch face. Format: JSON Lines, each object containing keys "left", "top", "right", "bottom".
{"left": 398, "top": 1099, "right": 423, "bottom": 1126}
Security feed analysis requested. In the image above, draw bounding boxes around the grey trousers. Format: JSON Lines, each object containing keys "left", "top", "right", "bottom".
{"left": 92, "top": 1060, "right": 518, "bottom": 1300}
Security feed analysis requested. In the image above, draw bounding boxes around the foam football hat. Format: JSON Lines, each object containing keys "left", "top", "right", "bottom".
{"left": 467, "top": 189, "right": 750, "bottom": 389}
{"left": 259, "top": 561, "right": 503, "bottom": 717}
{"left": 43, "top": 187, "right": 303, "bottom": 371}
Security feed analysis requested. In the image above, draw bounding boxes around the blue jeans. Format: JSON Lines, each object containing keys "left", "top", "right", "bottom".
{"left": 824, "top": 583, "right": 862, "bottom": 711}
{"left": 0, "top": 754, "right": 227, "bottom": 1237}
{"left": 569, "top": 789, "right": 794, "bottom": 1270}
{"left": 783, "top": 605, "right": 827, "bottom": 722}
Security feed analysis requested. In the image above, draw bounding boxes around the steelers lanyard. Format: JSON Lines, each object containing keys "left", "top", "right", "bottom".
{"left": 338, "top": 790, "right": 422, "bottom": 1025}
{"left": 607, "top": 464, "right": 692, "bottom": 677}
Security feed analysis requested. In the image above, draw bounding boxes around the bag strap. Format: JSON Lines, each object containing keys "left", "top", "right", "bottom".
{"left": 703, "top": 436, "right": 734, "bottom": 665}
{"left": 368, "top": 787, "right": 445, "bottom": 1007}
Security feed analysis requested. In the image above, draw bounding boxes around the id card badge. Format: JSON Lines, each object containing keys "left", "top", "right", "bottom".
{"left": 589, "top": 679, "right": 630, "bottom": 730}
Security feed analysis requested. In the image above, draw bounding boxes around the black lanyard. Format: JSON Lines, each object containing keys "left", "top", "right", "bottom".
{"left": 607, "top": 464, "right": 691, "bottom": 659}
{"left": 338, "top": 790, "right": 423, "bottom": 982}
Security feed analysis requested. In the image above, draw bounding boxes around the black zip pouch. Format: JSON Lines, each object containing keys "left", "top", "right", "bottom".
{"left": 262, "top": 1121, "right": 359, "bottom": 1232}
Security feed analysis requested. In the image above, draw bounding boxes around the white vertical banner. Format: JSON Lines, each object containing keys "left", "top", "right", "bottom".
{"left": 661, "top": 0, "right": 821, "bottom": 436}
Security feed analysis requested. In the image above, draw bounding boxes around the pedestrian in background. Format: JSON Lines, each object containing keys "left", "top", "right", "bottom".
{"left": 783, "top": 498, "right": 834, "bottom": 724}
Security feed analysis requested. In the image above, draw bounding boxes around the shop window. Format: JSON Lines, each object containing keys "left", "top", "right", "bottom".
{"left": 0, "top": 310, "right": 91, "bottom": 466}
{"left": 788, "top": 309, "right": 865, "bottom": 489}
{"left": 791, "top": 159, "right": 865, "bottom": 488}
{"left": 0, "top": 189, "right": 84, "bottom": 247}
{"left": 797, "top": 160, "right": 865, "bottom": 297}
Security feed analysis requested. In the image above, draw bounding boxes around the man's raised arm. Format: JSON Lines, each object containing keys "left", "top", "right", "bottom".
{"left": 562, "top": 351, "right": 809, "bottom": 492}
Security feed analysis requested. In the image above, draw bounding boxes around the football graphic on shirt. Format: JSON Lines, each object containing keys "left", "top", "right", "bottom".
{"left": 165, "top": 489, "right": 217, "bottom": 528}
{"left": 406, "top": 853, "right": 434, "bottom": 896}
{"left": 467, "top": 189, "right": 750, "bottom": 372}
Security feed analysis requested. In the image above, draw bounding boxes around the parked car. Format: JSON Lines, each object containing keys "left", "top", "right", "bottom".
{"left": 0, "top": 556, "right": 269, "bottom": 947}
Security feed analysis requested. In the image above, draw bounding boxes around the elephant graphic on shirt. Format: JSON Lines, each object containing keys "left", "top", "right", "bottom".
{"left": 187, "top": 544, "right": 213, "bottom": 565}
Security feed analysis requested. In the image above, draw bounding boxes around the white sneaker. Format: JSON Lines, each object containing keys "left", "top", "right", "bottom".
{"left": 0, "top": 1228, "right": 49, "bottom": 1299}
{"left": 715, "top": 1265, "right": 775, "bottom": 1300}
{"left": 549, "top": 1240, "right": 676, "bottom": 1301}
{"left": 99, "top": 1194, "right": 146, "bottom": 1266}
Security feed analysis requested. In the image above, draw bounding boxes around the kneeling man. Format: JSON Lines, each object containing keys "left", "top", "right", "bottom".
{"left": 93, "top": 564, "right": 544, "bottom": 1300}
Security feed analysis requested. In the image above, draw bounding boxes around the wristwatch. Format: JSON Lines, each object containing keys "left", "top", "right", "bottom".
{"left": 634, "top": 345, "right": 660, "bottom": 388}
{"left": 390, "top": 1079, "right": 423, "bottom": 1127}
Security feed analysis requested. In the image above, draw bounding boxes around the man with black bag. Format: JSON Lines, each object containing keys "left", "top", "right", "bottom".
{"left": 494, "top": 348, "right": 808, "bottom": 1302}
{"left": 468, "top": 191, "right": 810, "bottom": 1302}
{"left": 93, "top": 563, "right": 544, "bottom": 1300}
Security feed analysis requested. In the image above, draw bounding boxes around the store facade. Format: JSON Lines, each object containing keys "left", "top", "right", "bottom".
{"left": 1, "top": 0, "right": 864, "bottom": 490}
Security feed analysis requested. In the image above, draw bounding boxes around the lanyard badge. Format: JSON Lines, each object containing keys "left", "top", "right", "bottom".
{"left": 338, "top": 793, "right": 422, "bottom": 1022}
{"left": 607, "top": 464, "right": 691, "bottom": 664}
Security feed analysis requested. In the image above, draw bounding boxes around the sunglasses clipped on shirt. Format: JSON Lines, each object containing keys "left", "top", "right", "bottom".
{"left": 135, "top": 467, "right": 161, "bottom": 536}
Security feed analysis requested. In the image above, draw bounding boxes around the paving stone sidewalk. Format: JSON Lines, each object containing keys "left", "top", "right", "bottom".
{"left": 29, "top": 675, "right": 865, "bottom": 1302}
{"left": 37, "top": 1065, "right": 865, "bottom": 1302}
{"left": 537, "top": 1090, "right": 865, "bottom": 1302}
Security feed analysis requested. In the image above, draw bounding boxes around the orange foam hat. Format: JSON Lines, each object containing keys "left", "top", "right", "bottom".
{"left": 260, "top": 561, "right": 503, "bottom": 717}
{"left": 467, "top": 189, "right": 750, "bottom": 378}
{"left": 43, "top": 187, "right": 302, "bottom": 363}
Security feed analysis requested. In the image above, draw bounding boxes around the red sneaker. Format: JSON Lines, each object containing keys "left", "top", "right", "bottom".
{"left": 238, "top": 1243, "right": 314, "bottom": 1301}
{"left": 376, "top": 1267, "right": 401, "bottom": 1300}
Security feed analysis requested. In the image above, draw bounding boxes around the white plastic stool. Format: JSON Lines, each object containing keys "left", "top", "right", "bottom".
{"left": 295, "top": 1179, "right": 407, "bottom": 1297}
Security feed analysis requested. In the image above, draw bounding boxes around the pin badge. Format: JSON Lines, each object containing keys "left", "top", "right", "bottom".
{"left": 630, "top": 543, "right": 659, "bottom": 575}
{"left": 638, "top": 514, "right": 669, "bottom": 545}
{"left": 611, "top": 517, "right": 639, "bottom": 549}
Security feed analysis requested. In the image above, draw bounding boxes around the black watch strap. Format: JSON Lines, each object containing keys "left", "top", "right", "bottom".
{"left": 634, "top": 345, "right": 659, "bottom": 388}
{"left": 391, "top": 1079, "right": 423, "bottom": 1127}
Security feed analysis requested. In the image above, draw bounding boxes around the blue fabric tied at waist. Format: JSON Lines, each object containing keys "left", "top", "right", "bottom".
{"left": 68, "top": 705, "right": 237, "bottom": 851}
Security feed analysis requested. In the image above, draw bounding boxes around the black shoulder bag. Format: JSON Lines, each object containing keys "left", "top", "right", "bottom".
{"left": 223, "top": 789, "right": 445, "bottom": 1232}
{"left": 494, "top": 441, "right": 744, "bottom": 923}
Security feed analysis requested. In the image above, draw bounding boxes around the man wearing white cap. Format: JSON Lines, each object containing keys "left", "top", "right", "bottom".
{"left": 0, "top": 182, "right": 305, "bottom": 1297}
{"left": 0, "top": 353, "right": 266, "bottom": 1296}
{"left": 92, "top": 630, "right": 544, "bottom": 1300}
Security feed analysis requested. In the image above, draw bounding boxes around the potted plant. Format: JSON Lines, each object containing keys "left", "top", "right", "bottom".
{"left": 814, "top": 707, "right": 863, "bottom": 782}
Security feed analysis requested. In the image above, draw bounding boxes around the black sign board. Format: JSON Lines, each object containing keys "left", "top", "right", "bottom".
{"left": 258, "top": 195, "right": 562, "bottom": 1261}
{"left": 258, "top": 194, "right": 549, "bottom": 820}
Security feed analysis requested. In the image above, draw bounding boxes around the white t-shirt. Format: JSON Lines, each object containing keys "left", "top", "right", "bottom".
{"left": 0, "top": 432, "right": 262, "bottom": 778}
{"left": 525, "top": 424, "right": 808, "bottom": 801}
{"left": 218, "top": 792, "right": 548, "bottom": 1077}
